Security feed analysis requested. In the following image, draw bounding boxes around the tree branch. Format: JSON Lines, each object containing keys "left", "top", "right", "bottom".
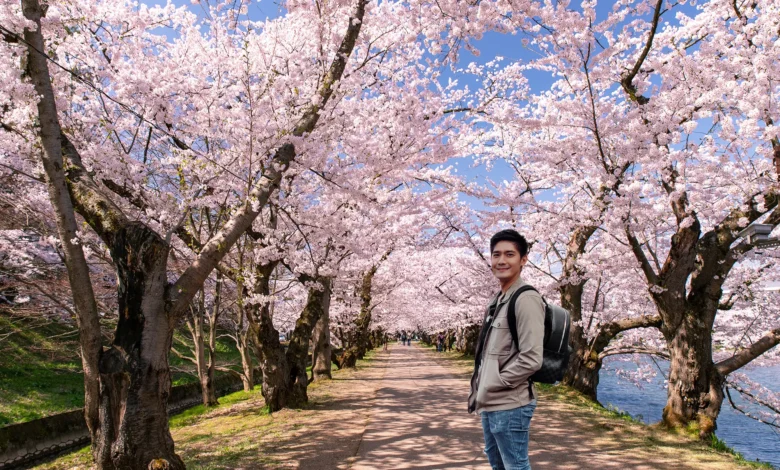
{"left": 592, "top": 314, "right": 663, "bottom": 354}
{"left": 625, "top": 226, "right": 659, "bottom": 285}
{"left": 599, "top": 347, "right": 670, "bottom": 360}
{"left": 167, "top": 0, "right": 368, "bottom": 318}
{"left": 716, "top": 327, "right": 780, "bottom": 376}
{"left": 724, "top": 385, "right": 780, "bottom": 429}
{"left": 60, "top": 132, "right": 130, "bottom": 245}
{"left": 170, "top": 346, "right": 197, "bottom": 366}
{"left": 619, "top": 0, "right": 663, "bottom": 105}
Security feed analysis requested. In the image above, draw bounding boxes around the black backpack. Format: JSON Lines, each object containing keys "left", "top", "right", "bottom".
{"left": 507, "top": 286, "right": 572, "bottom": 384}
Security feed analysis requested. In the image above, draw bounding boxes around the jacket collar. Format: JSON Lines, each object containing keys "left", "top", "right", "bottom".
{"left": 497, "top": 276, "right": 528, "bottom": 305}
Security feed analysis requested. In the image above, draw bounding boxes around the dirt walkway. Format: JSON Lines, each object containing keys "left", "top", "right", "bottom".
{"left": 351, "top": 343, "right": 488, "bottom": 469}
{"left": 351, "top": 344, "right": 754, "bottom": 470}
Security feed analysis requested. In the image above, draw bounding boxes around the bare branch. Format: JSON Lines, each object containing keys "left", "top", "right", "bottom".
{"left": 625, "top": 226, "right": 659, "bottom": 285}
{"left": 619, "top": 0, "right": 663, "bottom": 105}
{"left": 716, "top": 327, "right": 780, "bottom": 376}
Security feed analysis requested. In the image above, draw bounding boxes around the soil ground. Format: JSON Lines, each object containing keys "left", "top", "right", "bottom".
{"left": 34, "top": 343, "right": 765, "bottom": 469}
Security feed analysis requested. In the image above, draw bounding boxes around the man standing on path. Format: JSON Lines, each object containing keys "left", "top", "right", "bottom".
{"left": 467, "top": 229, "right": 545, "bottom": 470}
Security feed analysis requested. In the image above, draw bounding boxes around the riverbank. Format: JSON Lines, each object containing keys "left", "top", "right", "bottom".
{"left": 598, "top": 358, "right": 780, "bottom": 469}
{"left": 423, "top": 344, "right": 773, "bottom": 469}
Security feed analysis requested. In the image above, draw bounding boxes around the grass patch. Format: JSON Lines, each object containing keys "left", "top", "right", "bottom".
{"left": 305, "top": 361, "right": 339, "bottom": 376}
{"left": 169, "top": 388, "right": 266, "bottom": 428}
{"left": 0, "top": 311, "right": 254, "bottom": 426}
{"left": 707, "top": 435, "right": 774, "bottom": 469}
{"left": 169, "top": 333, "right": 250, "bottom": 387}
{"left": 34, "top": 444, "right": 93, "bottom": 470}
{"left": 0, "top": 314, "right": 86, "bottom": 426}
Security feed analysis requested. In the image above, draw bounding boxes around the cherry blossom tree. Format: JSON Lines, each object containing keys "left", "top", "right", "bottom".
{"left": 613, "top": 0, "right": 780, "bottom": 436}
{"left": 2, "top": 0, "right": 371, "bottom": 465}
{"left": 472, "top": 0, "right": 779, "bottom": 435}
{"left": 440, "top": 0, "right": 779, "bottom": 436}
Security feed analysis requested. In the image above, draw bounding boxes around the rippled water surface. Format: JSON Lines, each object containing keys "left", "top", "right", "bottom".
{"left": 598, "top": 360, "right": 780, "bottom": 469}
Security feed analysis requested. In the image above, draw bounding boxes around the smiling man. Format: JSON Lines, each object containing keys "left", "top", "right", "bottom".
{"left": 467, "top": 229, "right": 545, "bottom": 470}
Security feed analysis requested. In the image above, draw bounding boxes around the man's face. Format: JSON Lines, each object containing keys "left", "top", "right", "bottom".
{"left": 491, "top": 240, "right": 527, "bottom": 283}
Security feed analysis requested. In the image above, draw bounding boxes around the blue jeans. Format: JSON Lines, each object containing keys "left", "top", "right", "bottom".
{"left": 481, "top": 401, "right": 536, "bottom": 470}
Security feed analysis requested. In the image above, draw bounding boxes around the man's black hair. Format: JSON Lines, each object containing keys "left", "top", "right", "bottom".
{"left": 490, "top": 229, "right": 529, "bottom": 257}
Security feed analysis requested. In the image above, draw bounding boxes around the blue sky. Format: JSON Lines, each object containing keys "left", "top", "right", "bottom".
{"left": 138, "top": 0, "right": 700, "bottom": 213}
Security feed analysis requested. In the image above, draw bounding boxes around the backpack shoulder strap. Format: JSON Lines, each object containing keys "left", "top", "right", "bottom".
{"left": 507, "top": 285, "right": 539, "bottom": 351}
{"left": 473, "top": 294, "right": 500, "bottom": 373}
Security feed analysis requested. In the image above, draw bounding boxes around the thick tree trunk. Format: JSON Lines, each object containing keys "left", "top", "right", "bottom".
{"left": 201, "top": 364, "right": 217, "bottom": 407}
{"left": 250, "top": 274, "right": 333, "bottom": 409}
{"left": 285, "top": 279, "right": 332, "bottom": 406}
{"left": 559, "top": 269, "right": 600, "bottom": 398}
{"left": 560, "top": 279, "right": 603, "bottom": 401}
{"left": 247, "top": 262, "right": 289, "bottom": 412}
{"left": 563, "top": 331, "right": 601, "bottom": 401}
{"left": 250, "top": 320, "right": 288, "bottom": 411}
{"left": 662, "top": 313, "right": 723, "bottom": 437}
{"left": 369, "top": 329, "right": 384, "bottom": 349}
{"left": 98, "top": 224, "right": 184, "bottom": 469}
{"left": 463, "top": 324, "right": 480, "bottom": 356}
{"left": 331, "top": 348, "right": 343, "bottom": 370}
{"left": 311, "top": 278, "right": 333, "bottom": 381}
{"left": 339, "top": 347, "right": 359, "bottom": 369}
{"left": 339, "top": 266, "right": 379, "bottom": 368}
{"left": 20, "top": 0, "right": 103, "bottom": 462}
{"left": 252, "top": 305, "right": 288, "bottom": 412}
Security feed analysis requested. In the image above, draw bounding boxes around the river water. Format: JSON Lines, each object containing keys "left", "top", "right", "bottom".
{"left": 598, "top": 359, "right": 780, "bottom": 469}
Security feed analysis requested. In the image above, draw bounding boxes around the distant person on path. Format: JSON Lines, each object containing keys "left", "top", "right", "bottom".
{"left": 467, "top": 229, "right": 544, "bottom": 470}
{"left": 437, "top": 333, "right": 445, "bottom": 352}
{"left": 401, "top": 331, "right": 408, "bottom": 346}
{"left": 447, "top": 332, "right": 456, "bottom": 352}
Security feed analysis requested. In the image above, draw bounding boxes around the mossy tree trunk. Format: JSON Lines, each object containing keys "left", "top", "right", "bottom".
{"left": 284, "top": 277, "right": 332, "bottom": 405}
{"left": 246, "top": 260, "right": 289, "bottom": 412}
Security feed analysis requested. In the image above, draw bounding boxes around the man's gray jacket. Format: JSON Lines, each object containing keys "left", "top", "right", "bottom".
{"left": 468, "top": 276, "right": 545, "bottom": 414}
